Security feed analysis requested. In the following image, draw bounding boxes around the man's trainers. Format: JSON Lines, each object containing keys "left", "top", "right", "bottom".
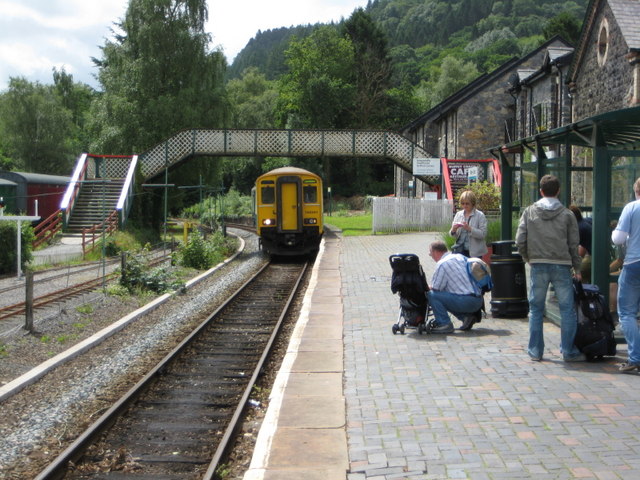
{"left": 459, "top": 315, "right": 475, "bottom": 331}
{"left": 563, "top": 353, "right": 586, "bottom": 362}
{"left": 619, "top": 362, "right": 640, "bottom": 373}
{"left": 431, "top": 323, "right": 454, "bottom": 334}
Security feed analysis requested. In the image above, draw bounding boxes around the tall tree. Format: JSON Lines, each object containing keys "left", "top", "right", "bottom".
{"left": 226, "top": 67, "right": 278, "bottom": 129}
{"left": 343, "top": 8, "right": 392, "bottom": 128}
{"left": 0, "top": 77, "right": 75, "bottom": 174}
{"left": 276, "top": 26, "right": 355, "bottom": 129}
{"left": 88, "top": 0, "right": 228, "bottom": 154}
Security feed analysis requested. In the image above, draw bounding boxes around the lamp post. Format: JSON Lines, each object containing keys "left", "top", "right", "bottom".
{"left": 142, "top": 182, "right": 175, "bottom": 252}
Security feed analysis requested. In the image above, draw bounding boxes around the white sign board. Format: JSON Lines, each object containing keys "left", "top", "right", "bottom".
{"left": 423, "top": 192, "right": 438, "bottom": 200}
{"left": 467, "top": 166, "right": 478, "bottom": 182}
{"left": 413, "top": 157, "right": 440, "bottom": 176}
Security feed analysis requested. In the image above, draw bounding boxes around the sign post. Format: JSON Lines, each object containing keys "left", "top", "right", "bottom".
{"left": 0, "top": 214, "right": 41, "bottom": 279}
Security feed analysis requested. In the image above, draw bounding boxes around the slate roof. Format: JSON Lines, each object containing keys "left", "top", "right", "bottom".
{"left": 608, "top": 0, "right": 640, "bottom": 50}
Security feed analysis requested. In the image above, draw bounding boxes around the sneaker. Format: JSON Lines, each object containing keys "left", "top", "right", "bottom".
{"left": 529, "top": 355, "right": 542, "bottom": 362}
{"left": 563, "top": 353, "right": 586, "bottom": 362}
{"left": 431, "top": 323, "right": 454, "bottom": 334}
{"left": 619, "top": 362, "right": 640, "bottom": 373}
{"left": 459, "top": 315, "right": 475, "bottom": 331}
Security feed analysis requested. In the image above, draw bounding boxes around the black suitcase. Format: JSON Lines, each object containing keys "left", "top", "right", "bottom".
{"left": 573, "top": 280, "right": 617, "bottom": 360}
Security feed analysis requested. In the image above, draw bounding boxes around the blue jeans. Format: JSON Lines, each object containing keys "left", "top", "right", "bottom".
{"left": 528, "top": 264, "right": 581, "bottom": 359}
{"left": 618, "top": 261, "right": 640, "bottom": 364}
{"left": 428, "top": 290, "right": 483, "bottom": 326}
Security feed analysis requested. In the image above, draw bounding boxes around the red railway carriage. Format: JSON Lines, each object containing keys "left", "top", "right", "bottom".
{"left": 0, "top": 171, "right": 69, "bottom": 221}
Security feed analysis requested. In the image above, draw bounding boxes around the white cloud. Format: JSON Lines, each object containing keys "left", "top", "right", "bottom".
{"left": 0, "top": 0, "right": 368, "bottom": 91}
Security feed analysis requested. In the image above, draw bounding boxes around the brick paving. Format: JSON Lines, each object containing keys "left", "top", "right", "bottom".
{"left": 341, "top": 232, "right": 640, "bottom": 480}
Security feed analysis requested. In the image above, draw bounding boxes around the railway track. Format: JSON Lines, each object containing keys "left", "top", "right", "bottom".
{"left": 0, "top": 252, "right": 171, "bottom": 322}
{"left": 35, "top": 259, "right": 308, "bottom": 480}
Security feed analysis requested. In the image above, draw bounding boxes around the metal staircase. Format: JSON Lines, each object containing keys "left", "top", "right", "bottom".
{"left": 65, "top": 178, "right": 125, "bottom": 233}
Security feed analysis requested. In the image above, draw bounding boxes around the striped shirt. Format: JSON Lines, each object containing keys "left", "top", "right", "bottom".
{"left": 431, "top": 252, "right": 477, "bottom": 295}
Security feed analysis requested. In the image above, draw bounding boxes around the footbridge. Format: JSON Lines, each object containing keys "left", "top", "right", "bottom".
{"left": 58, "top": 128, "right": 437, "bottom": 241}
{"left": 139, "top": 128, "right": 436, "bottom": 183}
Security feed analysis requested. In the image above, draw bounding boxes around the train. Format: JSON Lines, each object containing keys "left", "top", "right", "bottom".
{"left": 254, "top": 167, "right": 324, "bottom": 256}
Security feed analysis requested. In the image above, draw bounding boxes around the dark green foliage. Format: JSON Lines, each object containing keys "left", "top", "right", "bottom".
{"left": 0, "top": 220, "right": 34, "bottom": 274}
{"left": 177, "top": 231, "right": 237, "bottom": 270}
{"left": 120, "top": 251, "right": 183, "bottom": 294}
{"left": 543, "top": 11, "right": 583, "bottom": 44}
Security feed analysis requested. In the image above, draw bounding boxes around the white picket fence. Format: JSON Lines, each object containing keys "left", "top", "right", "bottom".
{"left": 372, "top": 197, "right": 454, "bottom": 233}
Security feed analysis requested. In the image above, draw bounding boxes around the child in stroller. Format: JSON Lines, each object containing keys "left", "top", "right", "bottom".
{"left": 389, "top": 253, "right": 434, "bottom": 334}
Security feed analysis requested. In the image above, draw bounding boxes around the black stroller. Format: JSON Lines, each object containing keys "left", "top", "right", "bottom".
{"left": 389, "top": 253, "right": 434, "bottom": 334}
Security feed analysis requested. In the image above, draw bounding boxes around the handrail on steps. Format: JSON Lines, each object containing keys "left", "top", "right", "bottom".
{"left": 60, "top": 153, "right": 89, "bottom": 229}
{"left": 32, "top": 209, "right": 63, "bottom": 249}
{"left": 81, "top": 209, "right": 118, "bottom": 258}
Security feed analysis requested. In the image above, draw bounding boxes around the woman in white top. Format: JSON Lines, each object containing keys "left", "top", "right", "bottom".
{"left": 450, "top": 190, "right": 488, "bottom": 258}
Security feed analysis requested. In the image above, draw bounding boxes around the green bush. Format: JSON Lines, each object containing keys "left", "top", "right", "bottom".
{"left": 120, "top": 251, "right": 183, "bottom": 294}
{"left": 455, "top": 181, "right": 501, "bottom": 212}
{"left": 178, "top": 231, "right": 237, "bottom": 270}
{"left": 0, "top": 219, "right": 34, "bottom": 274}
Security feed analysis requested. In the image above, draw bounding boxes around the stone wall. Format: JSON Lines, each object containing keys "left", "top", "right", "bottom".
{"left": 572, "top": 1, "right": 635, "bottom": 120}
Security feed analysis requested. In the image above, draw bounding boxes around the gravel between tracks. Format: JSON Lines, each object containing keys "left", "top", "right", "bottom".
{"left": 0, "top": 230, "right": 273, "bottom": 479}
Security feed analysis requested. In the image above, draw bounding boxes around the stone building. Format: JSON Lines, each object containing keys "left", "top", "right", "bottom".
{"left": 397, "top": 36, "right": 573, "bottom": 199}
{"left": 568, "top": 0, "right": 640, "bottom": 119}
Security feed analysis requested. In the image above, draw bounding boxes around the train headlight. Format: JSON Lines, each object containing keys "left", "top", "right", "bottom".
{"left": 303, "top": 218, "right": 317, "bottom": 225}
{"left": 262, "top": 218, "right": 275, "bottom": 226}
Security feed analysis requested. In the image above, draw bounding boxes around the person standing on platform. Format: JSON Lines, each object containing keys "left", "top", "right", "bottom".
{"left": 427, "top": 240, "right": 484, "bottom": 333}
{"left": 612, "top": 177, "right": 640, "bottom": 373}
{"left": 515, "top": 175, "right": 585, "bottom": 362}
{"left": 450, "top": 190, "right": 488, "bottom": 258}
{"left": 569, "top": 205, "right": 593, "bottom": 283}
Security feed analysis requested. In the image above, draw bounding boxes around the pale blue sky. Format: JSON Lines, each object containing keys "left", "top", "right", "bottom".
{"left": 0, "top": 0, "right": 367, "bottom": 91}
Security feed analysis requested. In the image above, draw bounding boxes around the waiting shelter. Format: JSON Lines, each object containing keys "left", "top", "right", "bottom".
{"left": 490, "top": 105, "right": 640, "bottom": 310}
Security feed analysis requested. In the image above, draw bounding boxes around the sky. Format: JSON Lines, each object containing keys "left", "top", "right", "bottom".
{"left": 0, "top": 0, "right": 368, "bottom": 92}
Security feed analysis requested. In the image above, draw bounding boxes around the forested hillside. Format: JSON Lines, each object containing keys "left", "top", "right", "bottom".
{"left": 230, "top": 0, "right": 587, "bottom": 87}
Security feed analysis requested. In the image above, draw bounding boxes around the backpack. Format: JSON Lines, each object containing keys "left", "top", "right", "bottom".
{"left": 572, "top": 280, "right": 617, "bottom": 360}
{"left": 466, "top": 257, "right": 493, "bottom": 295}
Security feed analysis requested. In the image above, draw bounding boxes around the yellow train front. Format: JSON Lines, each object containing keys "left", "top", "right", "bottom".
{"left": 255, "top": 167, "right": 324, "bottom": 256}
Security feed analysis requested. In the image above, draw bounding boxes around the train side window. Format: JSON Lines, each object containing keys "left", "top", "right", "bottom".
{"left": 261, "top": 186, "right": 275, "bottom": 204}
{"left": 303, "top": 185, "right": 317, "bottom": 203}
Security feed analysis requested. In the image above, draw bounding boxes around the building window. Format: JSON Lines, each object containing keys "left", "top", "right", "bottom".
{"left": 597, "top": 18, "right": 609, "bottom": 67}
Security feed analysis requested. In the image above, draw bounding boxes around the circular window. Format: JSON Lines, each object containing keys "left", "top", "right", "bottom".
{"left": 597, "top": 18, "right": 609, "bottom": 66}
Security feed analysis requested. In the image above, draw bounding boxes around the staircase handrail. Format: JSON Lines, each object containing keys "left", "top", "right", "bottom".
{"left": 32, "top": 209, "right": 63, "bottom": 249}
{"left": 116, "top": 154, "right": 138, "bottom": 227}
{"left": 60, "top": 153, "right": 89, "bottom": 228}
{"left": 81, "top": 209, "right": 119, "bottom": 257}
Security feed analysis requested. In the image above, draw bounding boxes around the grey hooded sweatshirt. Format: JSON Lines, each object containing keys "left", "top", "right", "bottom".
{"left": 515, "top": 197, "right": 582, "bottom": 271}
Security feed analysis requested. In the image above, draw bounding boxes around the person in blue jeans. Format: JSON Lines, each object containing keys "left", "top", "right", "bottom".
{"left": 427, "top": 240, "right": 483, "bottom": 333}
{"left": 516, "top": 175, "right": 585, "bottom": 362}
{"left": 612, "top": 177, "right": 640, "bottom": 373}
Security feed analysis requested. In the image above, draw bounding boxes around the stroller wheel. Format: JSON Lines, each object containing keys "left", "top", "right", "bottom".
{"left": 400, "top": 324, "right": 405, "bottom": 334}
{"left": 392, "top": 324, "right": 399, "bottom": 335}
{"left": 418, "top": 323, "right": 425, "bottom": 335}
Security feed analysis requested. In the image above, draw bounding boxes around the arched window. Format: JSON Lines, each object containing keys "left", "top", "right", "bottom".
{"left": 597, "top": 18, "right": 609, "bottom": 67}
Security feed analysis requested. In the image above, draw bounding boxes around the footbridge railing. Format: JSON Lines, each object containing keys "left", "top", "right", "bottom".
{"left": 139, "top": 128, "right": 439, "bottom": 185}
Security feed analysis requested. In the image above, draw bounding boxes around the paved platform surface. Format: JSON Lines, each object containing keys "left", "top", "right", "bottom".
{"left": 248, "top": 230, "right": 640, "bottom": 480}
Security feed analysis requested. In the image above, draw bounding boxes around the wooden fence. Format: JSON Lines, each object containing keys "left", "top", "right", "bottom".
{"left": 372, "top": 197, "right": 454, "bottom": 233}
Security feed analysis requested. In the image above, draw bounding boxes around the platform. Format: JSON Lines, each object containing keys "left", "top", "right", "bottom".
{"left": 245, "top": 228, "right": 640, "bottom": 480}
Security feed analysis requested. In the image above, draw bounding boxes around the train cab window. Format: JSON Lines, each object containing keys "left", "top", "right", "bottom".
{"left": 303, "top": 185, "right": 317, "bottom": 203}
{"left": 261, "top": 185, "right": 275, "bottom": 204}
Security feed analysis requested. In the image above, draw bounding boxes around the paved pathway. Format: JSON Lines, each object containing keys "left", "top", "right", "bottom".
{"left": 341, "top": 232, "right": 639, "bottom": 480}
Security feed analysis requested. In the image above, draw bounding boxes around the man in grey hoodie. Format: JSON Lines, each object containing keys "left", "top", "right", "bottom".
{"left": 516, "top": 175, "right": 585, "bottom": 362}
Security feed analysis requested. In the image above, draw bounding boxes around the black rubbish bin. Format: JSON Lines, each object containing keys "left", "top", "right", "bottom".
{"left": 490, "top": 240, "right": 529, "bottom": 318}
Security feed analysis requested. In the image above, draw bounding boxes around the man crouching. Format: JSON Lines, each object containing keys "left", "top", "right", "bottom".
{"left": 427, "top": 240, "right": 483, "bottom": 333}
